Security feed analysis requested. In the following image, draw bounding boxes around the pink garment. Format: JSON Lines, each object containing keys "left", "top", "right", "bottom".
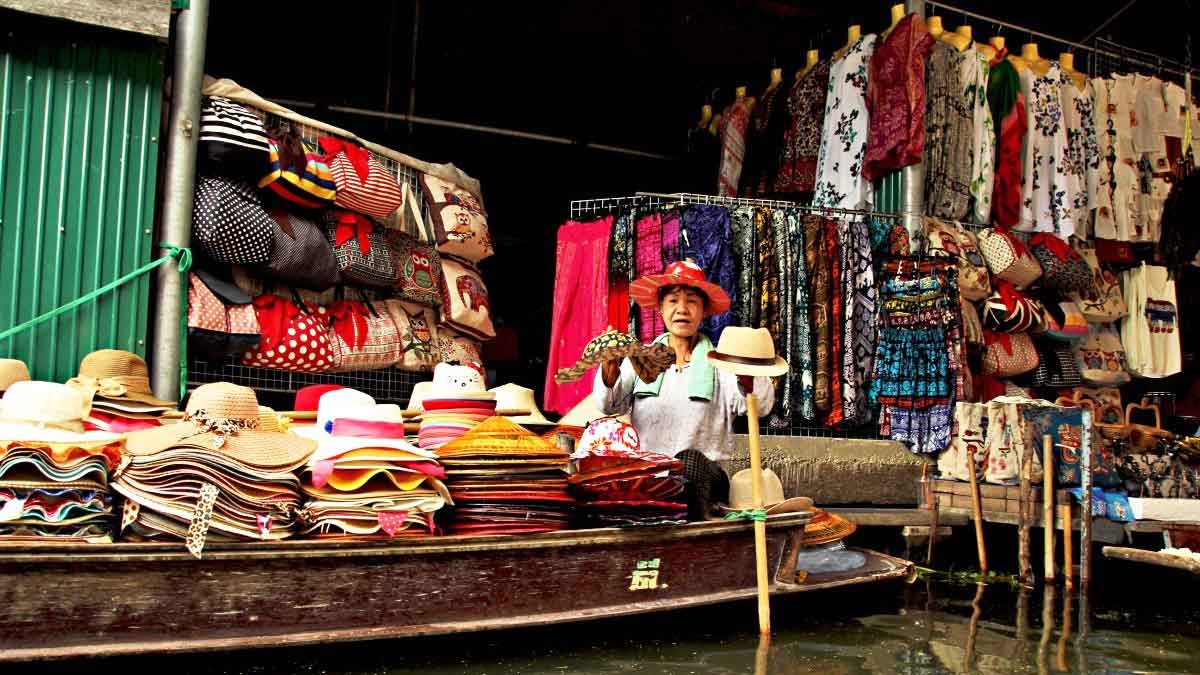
{"left": 634, "top": 212, "right": 678, "bottom": 342}
{"left": 544, "top": 217, "right": 612, "bottom": 414}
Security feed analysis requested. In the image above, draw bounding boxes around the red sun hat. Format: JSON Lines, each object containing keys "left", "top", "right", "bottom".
{"left": 629, "top": 260, "right": 731, "bottom": 316}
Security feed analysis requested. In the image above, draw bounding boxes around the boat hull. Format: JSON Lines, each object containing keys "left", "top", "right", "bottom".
{"left": 0, "top": 514, "right": 910, "bottom": 661}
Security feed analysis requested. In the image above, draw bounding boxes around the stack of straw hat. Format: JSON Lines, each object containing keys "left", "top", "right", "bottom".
{"left": 415, "top": 364, "right": 496, "bottom": 451}
{"left": 66, "top": 350, "right": 177, "bottom": 433}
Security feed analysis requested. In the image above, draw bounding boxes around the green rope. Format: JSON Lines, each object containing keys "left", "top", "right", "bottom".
{"left": 0, "top": 244, "right": 193, "bottom": 400}
{"left": 724, "top": 508, "right": 768, "bottom": 522}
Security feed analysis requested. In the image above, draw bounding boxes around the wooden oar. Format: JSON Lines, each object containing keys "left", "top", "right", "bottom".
{"left": 745, "top": 393, "right": 771, "bottom": 637}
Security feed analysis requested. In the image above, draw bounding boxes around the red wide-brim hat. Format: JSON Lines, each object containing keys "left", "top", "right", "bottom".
{"left": 629, "top": 260, "right": 731, "bottom": 316}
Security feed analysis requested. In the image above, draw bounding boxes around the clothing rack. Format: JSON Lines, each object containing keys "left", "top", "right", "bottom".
{"left": 568, "top": 195, "right": 663, "bottom": 219}
{"left": 924, "top": 1, "right": 1199, "bottom": 81}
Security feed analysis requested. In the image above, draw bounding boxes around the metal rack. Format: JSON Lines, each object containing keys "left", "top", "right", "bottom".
{"left": 188, "top": 356, "right": 428, "bottom": 406}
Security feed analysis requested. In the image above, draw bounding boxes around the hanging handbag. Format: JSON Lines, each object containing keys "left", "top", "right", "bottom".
{"left": 187, "top": 271, "right": 261, "bottom": 359}
{"left": 1029, "top": 233, "right": 1092, "bottom": 291}
{"left": 1094, "top": 238, "right": 1136, "bottom": 265}
{"left": 1038, "top": 299, "right": 1089, "bottom": 341}
{"left": 1126, "top": 400, "right": 1174, "bottom": 451}
{"left": 198, "top": 96, "right": 270, "bottom": 180}
{"left": 385, "top": 299, "right": 440, "bottom": 372}
{"left": 983, "top": 397, "right": 1043, "bottom": 485}
{"left": 318, "top": 137, "right": 405, "bottom": 220}
{"left": 326, "top": 297, "right": 404, "bottom": 372}
{"left": 389, "top": 229, "right": 444, "bottom": 306}
{"left": 422, "top": 173, "right": 494, "bottom": 262}
{"left": 325, "top": 210, "right": 398, "bottom": 287}
{"left": 924, "top": 218, "right": 991, "bottom": 301}
{"left": 192, "top": 176, "right": 275, "bottom": 265}
{"left": 1017, "top": 340, "right": 1082, "bottom": 388}
{"left": 1072, "top": 247, "right": 1126, "bottom": 322}
{"left": 241, "top": 292, "right": 334, "bottom": 373}
{"left": 977, "top": 227, "right": 1043, "bottom": 288}
{"left": 1077, "top": 324, "right": 1131, "bottom": 386}
{"left": 937, "top": 402, "right": 987, "bottom": 482}
{"left": 258, "top": 208, "right": 340, "bottom": 290}
{"left": 983, "top": 281, "right": 1046, "bottom": 333}
{"left": 436, "top": 326, "right": 484, "bottom": 369}
{"left": 961, "top": 297, "right": 984, "bottom": 349}
{"left": 982, "top": 331, "right": 1039, "bottom": 377}
{"left": 439, "top": 257, "right": 495, "bottom": 340}
{"left": 258, "top": 129, "right": 337, "bottom": 209}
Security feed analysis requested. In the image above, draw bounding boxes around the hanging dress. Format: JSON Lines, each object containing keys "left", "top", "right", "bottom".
{"left": 740, "top": 83, "right": 788, "bottom": 195}
{"left": 1060, "top": 74, "right": 1101, "bottom": 232}
{"left": 963, "top": 47, "right": 995, "bottom": 223}
{"left": 924, "top": 40, "right": 972, "bottom": 220}
{"left": 863, "top": 14, "right": 934, "bottom": 181}
{"left": 718, "top": 98, "right": 753, "bottom": 196}
{"left": 680, "top": 204, "right": 737, "bottom": 342}
{"left": 1018, "top": 62, "right": 1076, "bottom": 237}
{"left": 814, "top": 34, "right": 878, "bottom": 209}
{"left": 804, "top": 214, "right": 832, "bottom": 414}
{"left": 987, "top": 55, "right": 1025, "bottom": 227}
{"left": 775, "top": 60, "right": 830, "bottom": 194}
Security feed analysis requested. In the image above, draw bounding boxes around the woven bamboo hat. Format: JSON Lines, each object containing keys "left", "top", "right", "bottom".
{"left": 66, "top": 349, "right": 177, "bottom": 408}
{"left": 707, "top": 327, "right": 789, "bottom": 377}
{"left": 0, "top": 359, "right": 30, "bottom": 393}
{"left": 802, "top": 509, "right": 857, "bottom": 546}
{"left": 124, "top": 382, "right": 315, "bottom": 470}
{"left": 437, "top": 416, "right": 570, "bottom": 460}
{"left": 722, "top": 468, "right": 815, "bottom": 516}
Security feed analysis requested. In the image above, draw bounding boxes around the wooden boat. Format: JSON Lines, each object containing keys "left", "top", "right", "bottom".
{"left": 0, "top": 512, "right": 913, "bottom": 661}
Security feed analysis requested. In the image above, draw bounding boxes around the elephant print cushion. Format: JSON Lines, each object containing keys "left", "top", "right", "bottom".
{"left": 439, "top": 257, "right": 495, "bottom": 340}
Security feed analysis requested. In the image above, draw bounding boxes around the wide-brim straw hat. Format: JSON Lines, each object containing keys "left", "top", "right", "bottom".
{"left": 0, "top": 381, "right": 120, "bottom": 443}
{"left": 436, "top": 416, "right": 570, "bottom": 460}
{"left": 490, "top": 383, "right": 554, "bottom": 427}
{"left": 803, "top": 509, "right": 857, "bottom": 545}
{"left": 721, "top": 468, "right": 815, "bottom": 516}
{"left": 707, "top": 326, "right": 789, "bottom": 377}
{"left": 629, "top": 259, "right": 732, "bottom": 316}
{"left": 124, "top": 382, "right": 315, "bottom": 471}
{"left": 66, "top": 349, "right": 176, "bottom": 408}
{"left": 0, "top": 359, "right": 30, "bottom": 393}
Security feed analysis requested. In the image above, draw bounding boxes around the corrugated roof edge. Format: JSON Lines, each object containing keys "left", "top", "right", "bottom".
{"left": 201, "top": 76, "right": 482, "bottom": 199}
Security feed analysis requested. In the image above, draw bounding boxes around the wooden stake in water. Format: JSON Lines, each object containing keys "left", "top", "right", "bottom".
{"left": 1043, "top": 434, "right": 1056, "bottom": 583}
{"left": 967, "top": 454, "right": 988, "bottom": 573}
{"left": 745, "top": 393, "right": 771, "bottom": 637}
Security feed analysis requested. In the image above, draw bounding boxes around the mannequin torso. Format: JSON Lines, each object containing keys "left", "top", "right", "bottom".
{"left": 1021, "top": 42, "right": 1051, "bottom": 76}
{"left": 833, "top": 24, "right": 862, "bottom": 60}
{"left": 1060, "top": 52, "right": 1087, "bottom": 88}
{"left": 926, "top": 15, "right": 944, "bottom": 38}
{"left": 697, "top": 104, "right": 713, "bottom": 130}
{"left": 765, "top": 68, "right": 783, "bottom": 94}
{"left": 881, "top": 3, "right": 905, "bottom": 39}
{"left": 796, "top": 49, "right": 820, "bottom": 80}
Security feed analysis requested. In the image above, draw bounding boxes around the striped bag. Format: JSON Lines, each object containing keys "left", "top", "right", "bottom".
{"left": 325, "top": 210, "right": 397, "bottom": 287}
{"left": 199, "top": 97, "right": 270, "bottom": 178}
{"left": 319, "top": 137, "right": 405, "bottom": 220}
{"left": 258, "top": 131, "right": 337, "bottom": 209}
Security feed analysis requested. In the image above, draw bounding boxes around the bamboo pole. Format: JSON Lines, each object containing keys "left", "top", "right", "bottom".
{"left": 1062, "top": 503, "right": 1074, "bottom": 591}
{"left": 967, "top": 455, "right": 988, "bottom": 573}
{"left": 745, "top": 393, "right": 771, "bottom": 636}
{"left": 1043, "top": 434, "right": 1056, "bottom": 583}
{"left": 1019, "top": 446, "right": 1034, "bottom": 586}
{"left": 1037, "top": 584, "right": 1056, "bottom": 675}
{"left": 1057, "top": 585, "right": 1073, "bottom": 671}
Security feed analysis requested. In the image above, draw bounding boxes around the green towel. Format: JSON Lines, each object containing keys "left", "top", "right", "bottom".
{"left": 633, "top": 333, "right": 716, "bottom": 402}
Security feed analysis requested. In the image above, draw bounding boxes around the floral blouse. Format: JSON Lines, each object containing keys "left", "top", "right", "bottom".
{"left": 863, "top": 14, "right": 933, "bottom": 181}
{"left": 923, "top": 40, "right": 972, "bottom": 220}
{"left": 1018, "top": 62, "right": 1076, "bottom": 237}
{"left": 963, "top": 47, "right": 995, "bottom": 223}
{"left": 776, "top": 61, "right": 831, "bottom": 193}
{"left": 1060, "top": 75, "right": 1101, "bottom": 230}
{"left": 814, "top": 34, "right": 878, "bottom": 209}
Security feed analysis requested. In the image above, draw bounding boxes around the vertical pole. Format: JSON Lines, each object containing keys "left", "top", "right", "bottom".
{"left": 1018, "top": 445, "right": 1034, "bottom": 586}
{"left": 151, "top": 0, "right": 209, "bottom": 401}
{"left": 968, "top": 453, "right": 988, "bottom": 572}
{"left": 745, "top": 393, "right": 771, "bottom": 637}
{"left": 902, "top": 0, "right": 927, "bottom": 246}
{"left": 1043, "top": 434, "right": 1056, "bottom": 582}
{"left": 1080, "top": 410, "right": 1094, "bottom": 589}
{"left": 1062, "top": 502, "right": 1074, "bottom": 590}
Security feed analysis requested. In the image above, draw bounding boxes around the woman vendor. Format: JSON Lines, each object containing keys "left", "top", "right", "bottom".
{"left": 594, "top": 260, "right": 774, "bottom": 460}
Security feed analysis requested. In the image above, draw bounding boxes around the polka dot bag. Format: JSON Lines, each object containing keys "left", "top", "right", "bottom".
{"left": 242, "top": 293, "right": 333, "bottom": 373}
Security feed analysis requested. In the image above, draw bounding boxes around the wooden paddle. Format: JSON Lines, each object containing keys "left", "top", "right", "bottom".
{"left": 745, "top": 393, "right": 771, "bottom": 637}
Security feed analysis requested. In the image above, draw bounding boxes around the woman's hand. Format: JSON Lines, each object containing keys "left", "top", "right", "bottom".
{"left": 602, "top": 358, "right": 622, "bottom": 387}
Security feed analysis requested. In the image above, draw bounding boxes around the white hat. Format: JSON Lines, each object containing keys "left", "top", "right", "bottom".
{"left": 489, "top": 383, "right": 553, "bottom": 427}
{"left": 292, "top": 388, "right": 375, "bottom": 439}
{"left": 707, "top": 326, "right": 789, "bottom": 377}
{"left": 428, "top": 363, "right": 494, "bottom": 400}
{"left": 558, "top": 395, "right": 629, "bottom": 428}
{"left": 0, "top": 381, "right": 118, "bottom": 443}
{"left": 309, "top": 403, "right": 437, "bottom": 464}
{"left": 405, "top": 381, "right": 434, "bottom": 413}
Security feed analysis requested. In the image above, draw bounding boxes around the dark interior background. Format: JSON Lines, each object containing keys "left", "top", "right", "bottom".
{"left": 203, "top": 0, "right": 1197, "bottom": 401}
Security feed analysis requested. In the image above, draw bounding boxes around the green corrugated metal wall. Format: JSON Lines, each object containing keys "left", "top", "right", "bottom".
{"left": 873, "top": 169, "right": 902, "bottom": 214}
{"left": 0, "top": 17, "right": 165, "bottom": 381}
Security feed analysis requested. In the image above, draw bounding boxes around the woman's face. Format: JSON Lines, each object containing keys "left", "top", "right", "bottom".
{"left": 660, "top": 287, "right": 705, "bottom": 338}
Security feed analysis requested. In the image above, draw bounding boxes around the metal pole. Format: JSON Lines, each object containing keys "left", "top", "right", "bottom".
{"left": 151, "top": 0, "right": 209, "bottom": 401}
{"left": 902, "top": 0, "right": 927, "bottom": 247}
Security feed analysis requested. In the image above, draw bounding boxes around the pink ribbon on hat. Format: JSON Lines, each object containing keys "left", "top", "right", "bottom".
{"left": 378, "top": 510, "right": 408, "bottom": 537}
{"left": 334, "top": 211, "right": 374, "bottom": 256}
{"left": 319, "top": 136, "right": 371, "bottom": 183}
{"left": 256, "top": 513, "right": 272, "bottom": 540}
{"left": 331, "top": 418, "right": 408, "bottom": 439}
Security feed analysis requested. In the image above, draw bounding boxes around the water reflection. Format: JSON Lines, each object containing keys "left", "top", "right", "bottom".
{"left": 25, "top": 580, "right": 1200, "bottom": 675}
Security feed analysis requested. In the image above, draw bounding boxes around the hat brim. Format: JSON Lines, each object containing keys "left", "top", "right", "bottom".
{"left": 0, "top": 423, "right": 120, "bottom": 445}
{"left": 278, "top": 411, "right": 319, "bottom": 420}
{"left": 124, "top": 422, "right": 315, "bottom": 471}
{"left": 707, "top": 351, "right": 789, "bottom": 377}
{"left": 629, "top": 274, "right": 732, "bottom": 316}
